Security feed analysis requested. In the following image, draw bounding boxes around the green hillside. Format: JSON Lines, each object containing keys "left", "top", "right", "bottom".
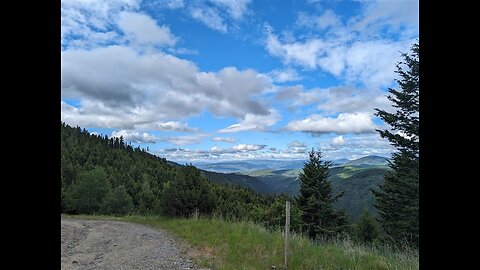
{"left": 206, "top": 166, "right": 390, "bottom": 221}
{"left": 61, "top": 122, "right": 274, "bottom": 221}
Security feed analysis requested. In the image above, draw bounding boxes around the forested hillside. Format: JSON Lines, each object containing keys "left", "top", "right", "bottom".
{"left": 61, "top": 122, "right": 297, "bottom": 231}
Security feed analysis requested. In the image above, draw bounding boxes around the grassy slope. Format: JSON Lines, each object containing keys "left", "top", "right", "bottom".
{"left": 64, "top": 215, "right": 418, "bottom": 270}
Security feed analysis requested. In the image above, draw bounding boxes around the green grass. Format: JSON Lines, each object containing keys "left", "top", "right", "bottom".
{"left": 62, "top": 214, "right": 418, "bottom": 270}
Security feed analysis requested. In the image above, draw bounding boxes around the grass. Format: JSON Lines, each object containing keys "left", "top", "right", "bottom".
{"left": 62, "top": 214, "right": 418, "bottom": 270}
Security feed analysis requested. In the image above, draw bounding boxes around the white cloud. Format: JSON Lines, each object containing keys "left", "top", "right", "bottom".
{"left": 265, "top": 2, "right": 417, "bottom": 88}
{"left": 218, "top": 110, "right": 281, "bottom": 133}
{"left": 210, "top": 146, "right": 222, "bottom": 152}
{"left": 232, "top": 144, "right": 266, "bottom": 151}
{"left": 318, "top": 134, "right": 394, "bottom": 160}
{"left": 61, "top": 100, "right": 139, "bottom": 129}
{"left": 190, "top": 6, "right": 227, "bottom": 33}
{"left": 187, "top": 0, "right": 252, "bottom": 32}
{"left": 210, "top": 0, "right": 252, "bottom": 20}
{"left": 138, "top": 121, "right": 198, "bottom": 132}
{"left": 62, "top": 0, "right": 181, "bottom": 49}
{"left": 155, "top": 0, "right": 184, "bottom": 9}
{"left": 155, "top": 133, "right": 395, "bottom": 162}
{"left": 353, "top": 0, "right": 419, "bottom": 38}
{"left": 283, "top": 86, "right": 392, "bottom": 114}
{"left": 116, "top": 11, "right": 177, "bottom": 46}
{"left": 62, "top": 46, "right": 272, "bottom": 130}
{"left": 268, "top": 68, "right": 302, "bottom": 83}
{"left": 111, "top": 130, "right": 159, "bottom": 143}
{"left": 288, "top": 140, "right": 306, "bottom": 148}
{"left": 161, "top": 134, "right": 210, "bottom": 146}
{"left": 266, "top": 31, "right": 412, "bottom": 87}
{"left": 266, "top": 34, "right": 325, "bottom": 69}
{"left": 316, "top": 9, "right": 341, "bottom": 30}
{"left": 395, "top": 131, "right": 415, "bottom": 141}
{"left": 212, "top": 137, "right": 236, "bottom": 143}
{"left": 285, "top": 113, "right": 377, "bottom": 134}
{"left": 331, "top": 135, "right": 345, "bottom": 146}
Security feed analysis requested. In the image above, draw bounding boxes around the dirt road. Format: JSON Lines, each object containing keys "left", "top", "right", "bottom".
{"left": 61, "top": 217, "right": 203, "bottom": 270}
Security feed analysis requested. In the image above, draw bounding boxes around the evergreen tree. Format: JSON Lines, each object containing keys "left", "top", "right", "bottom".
{"left": 355, "top": 208, "right": 379, "bottom": 245}
{"left": 101, "top": 185, "right": 134, "bottom": 216}
{"left": 297, "top": 148, "right": 348, "bottom": 240}
{"left": 161, "top": 166, "right": 216, "bottom": 217}
{"left": 372, "top": 42, "right": 419, "bottom": 247}
{"left": 65, "top": 166, "right": 110, "bottom": 214}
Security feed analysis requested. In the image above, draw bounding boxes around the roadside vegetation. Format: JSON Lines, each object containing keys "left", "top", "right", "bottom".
{"left": 64, "top": 214, "right": 418, "bottom": 270}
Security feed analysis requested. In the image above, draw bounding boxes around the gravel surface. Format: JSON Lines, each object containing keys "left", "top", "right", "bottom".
{"left": 61, "top": 217, "right": 205, "bottom": 270}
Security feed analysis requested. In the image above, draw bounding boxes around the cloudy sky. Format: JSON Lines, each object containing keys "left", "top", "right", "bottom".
{"left": 61, "top": 0, "right": 418, "bottom": 162}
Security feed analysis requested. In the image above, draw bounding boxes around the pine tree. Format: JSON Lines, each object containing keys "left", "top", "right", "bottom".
{"left": 355, "top": 208, "right": 379, "bottom": 245}
{"left": 65, "top": 166, "right": 111, "bottom": 214}
{"left": 101, "top": 185, "right": 134, "bottom": 216}
{"left": 297, "top": 148, "right": 348, "bottom": 240}
{"left": 373, "top": 42, "right": 419, "bottom": 247}
{"left": 161, "top": 166, "right": 216, "bottom": 217}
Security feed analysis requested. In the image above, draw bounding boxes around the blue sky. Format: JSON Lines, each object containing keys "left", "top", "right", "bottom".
{"left": 61, "top": 0, "right": 419, "bottom": 162}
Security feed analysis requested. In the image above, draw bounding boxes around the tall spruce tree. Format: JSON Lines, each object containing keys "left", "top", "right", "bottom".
{"left": 372, "top": 42, "right": 419, "bottom": 247}
{"left": 297, "top": 149, "right": 348, "bottom": 240}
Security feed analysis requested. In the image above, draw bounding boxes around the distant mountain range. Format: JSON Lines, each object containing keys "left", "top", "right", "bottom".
{"left": 343, "top": 155, "right": 389, "bottom": 167}
{"left": 193, "top": 155, "right": 388, "bottom": 173}
{"left": 196, "top": 155, "right": 390, "bottom": 221}
{"left": 193, "top": 159, "right": 306, "bottom": 173}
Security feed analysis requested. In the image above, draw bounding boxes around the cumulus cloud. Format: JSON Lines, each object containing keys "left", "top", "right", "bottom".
{"left": 212, "top": 137, "right": 236, "bottom": 143}
{"left": 232, "top": 144, "right": 266, "bottom": 151}
{"left": 265, "top": 1, "right": 417, "bottom": 88}
{"left": 218, "top": 110, "right": 281, "bottom": 133}
{"left": 61, "top": 0, "right": 179, "bottom": 49}
{"left": 61, "top": 100, "right": 139, "bottom": 129}
{"left": 285, "top": 113, "right": 377, "bottom": 134}
{"left": 279, "top": 85, "right": 392, "bottom": 114}
{"left": 331, "top": 135, "right": 345, "bottom": 146}
{"left": 61, "top": 46, "right": 271, "bottom": 130}
{"left": 138, "top": 121, "right": 198, "bottom": 132}
{"left": 268, "top": 68, "right": 302, "bottom": 83}
{"left": 111, "top": 130, "right": 159, "bottom": 143}
{"left": 288, "top": 140, "right": 306, "bottom": 148}
{"left": 160, "top": 134, "right": 210, "bottom": 146}
{"left": 116, "top": 11, "right": 177, "bottom": 46}
{"left": 318, "top": 134, "right": 394, "bottom": 160}
{"left": 156, "top": 133, "right": 394, "bottom": 162}
{"left": 266, "top": 32, "right": 412, "bottom": 87}
{"left": 275, "top": 85, "right": 302, "bottom": 101}
{"left": 353, "top": 0, "right": 419, "bottom": 38}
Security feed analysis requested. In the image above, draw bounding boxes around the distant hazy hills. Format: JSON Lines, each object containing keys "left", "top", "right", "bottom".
{"left": 193, "top": 155, "right": 388, "bottom": 173}
{"left": 197, "top": 155, "right": 390, "bottom": 221}
{"left": 193, "top": 159, "right": 307, "bottom": 174}
{"left": 343, "top": 155, "right": 389, "bottom": 167}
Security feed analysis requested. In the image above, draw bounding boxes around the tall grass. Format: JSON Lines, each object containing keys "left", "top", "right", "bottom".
{"left": 63, "top": 214, "right": 418, "bottom": 269}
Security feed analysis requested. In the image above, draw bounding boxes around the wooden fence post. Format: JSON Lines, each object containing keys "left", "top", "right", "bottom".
{"left": 285, "top": 201, "right": 290, "bottom": 269}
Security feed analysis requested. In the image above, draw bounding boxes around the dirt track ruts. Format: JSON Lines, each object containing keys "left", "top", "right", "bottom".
{"left": 61, "top": 217, "right": 204, "bottom": 270}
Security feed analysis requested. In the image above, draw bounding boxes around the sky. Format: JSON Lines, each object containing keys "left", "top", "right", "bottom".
{"left": 61, "top": 0, "right": 419, "bottom": 162}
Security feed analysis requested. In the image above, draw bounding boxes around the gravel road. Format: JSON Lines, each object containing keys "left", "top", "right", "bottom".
{"left": 61, "top": 217, "right": 204, "bottom": 270}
